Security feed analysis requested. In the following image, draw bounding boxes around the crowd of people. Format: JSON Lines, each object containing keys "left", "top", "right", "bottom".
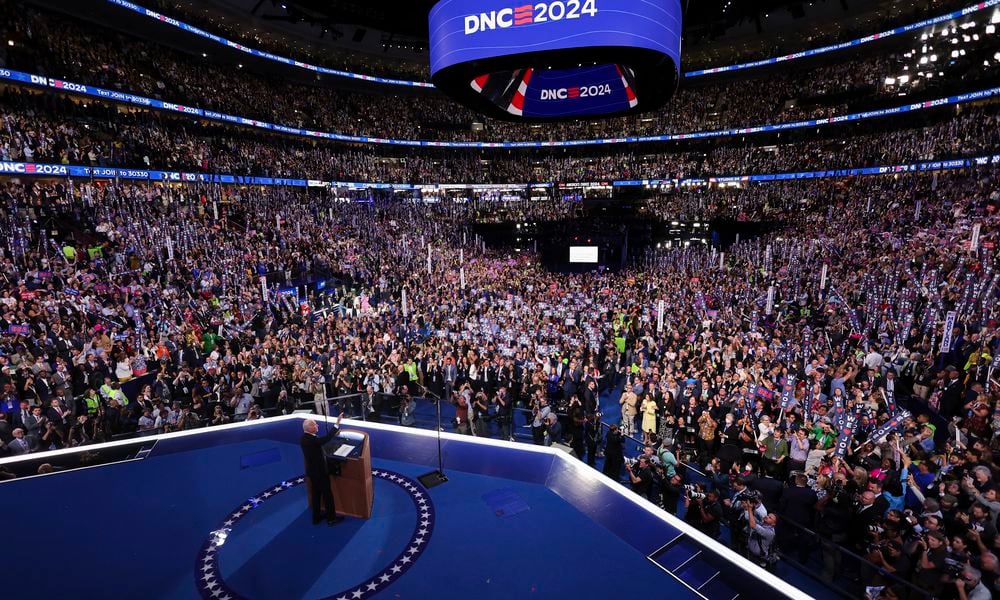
{"left": 145, "top": 0, "right": 978, "bottom": 85}
{"left": 2, "top": 86, "right": 997, "bottom": 186}
{"left": 0, "top": 158, "right": 996, "bottom": 597}
{"left": 2, "top": 1, "right": 997, "bottom": 145}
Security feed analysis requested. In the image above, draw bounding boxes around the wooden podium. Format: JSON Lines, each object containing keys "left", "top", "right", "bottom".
{"left": 306, "top": 430, "right": 373, "bottom": 519}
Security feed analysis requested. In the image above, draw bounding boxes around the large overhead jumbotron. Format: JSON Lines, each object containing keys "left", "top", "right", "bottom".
{"left": 428, "top": 0, "right": 682, "bottom": 122}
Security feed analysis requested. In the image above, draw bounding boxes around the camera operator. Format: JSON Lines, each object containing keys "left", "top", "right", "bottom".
{"left": 472, "top": 391, "right": 489, "bottom": 437}
{"left": 661, "top": 473, "right": 683, "bottom": 515}
{"left": 683, "top": 486, "right": 723, "bottom": 540}
{"left": 625, "top": 456, "right": 658, "bottom": 502}
{"left": 866, "top": 539, "right": 913, "bottom": 586}
{"left": 746, "top": 499, "right": 779, "bottom": 570}
{"left": 956, "top": 566, "right": 992, "bottom": 600}
{"left": 531, "top": 396, "right": 551, "bottom": 445}
{"left": 912, "top": 530, "right": 948, "bottom": 596}
{"left": 724, "top": 479, "right": 766, "bottom": 556}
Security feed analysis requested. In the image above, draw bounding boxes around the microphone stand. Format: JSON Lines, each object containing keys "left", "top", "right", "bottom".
{"left": 415, "top": 383, "right": 448, "bottom": 489}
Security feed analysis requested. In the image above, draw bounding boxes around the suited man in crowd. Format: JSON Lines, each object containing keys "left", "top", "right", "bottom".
{"left": 8, "top": 428, "right": 30, "bottom": 455}
{"left": 24, "top": 406, "right": 46, "bottom": 451}
{"left": 443, "top": 356, "right": 457, "bottom": 401}
{"left": 300, "top": 415, "right": 343, "bottom": 525}
{"left": 778, "top": 473, "right": 818, "bottom": 561}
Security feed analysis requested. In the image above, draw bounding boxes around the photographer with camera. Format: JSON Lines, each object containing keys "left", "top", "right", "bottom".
{"left": 399, "top": 386, "right": 417, "bottom": 427}
{"left": 866, "top": 539, "right": 913, "bottom": 587}
{"left": 531, "top": 395, "right": 551, "bottom": 445}
{"left": 955, "top": 566, "right": 993, "bottom": 600}
{"left": 625, "top": 456, "right": 658, "bottom": 503}
{"left": 911, "top": 530, "right": 948, "bottom": 596}
{"left": 724, "top": 479, "right": 767, "bottom": 556}
{"left": 684, "top": 485, "right": 723, "bottom": 540}
{"left": 746, "top": 499, "right": 779, "bottom": 570}
{"left": 661, "top": 473, "right": 683, "bottom": 514}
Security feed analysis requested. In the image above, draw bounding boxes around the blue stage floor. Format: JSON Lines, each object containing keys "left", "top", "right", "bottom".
{"left": 1, "top": 417, "right": 809, "bottom": 600}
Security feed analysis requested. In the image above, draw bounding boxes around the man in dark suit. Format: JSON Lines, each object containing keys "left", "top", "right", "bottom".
{"left": 778, "top": 473, "right": 818, "bottom": 561}
{"left": 848, "top": 490, "right": 881, "bottom": 552}
{"left": 443, "top": 357, "right": 457, "bottom": 402}
{"left": 24, "top": 406, "right": 46, "bottom": 452}
{"left": 300, "top": 415, "right": 344, "bottom": 525}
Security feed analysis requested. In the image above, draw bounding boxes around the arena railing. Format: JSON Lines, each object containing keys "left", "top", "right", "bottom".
{"left": 2, "top": 67, "right": 997, "bottom": 149}
{"left": 104, "top": 0, "right": 1000, "bottom": 84}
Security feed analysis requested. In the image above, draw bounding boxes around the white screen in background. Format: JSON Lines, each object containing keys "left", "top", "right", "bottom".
{"left": 569, "top": 246, "right": 599, "bottom": 263}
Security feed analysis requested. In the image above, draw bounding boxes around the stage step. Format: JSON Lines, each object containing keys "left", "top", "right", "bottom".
{"left": 650, "top": 536, "right": 742, "bottom": 600}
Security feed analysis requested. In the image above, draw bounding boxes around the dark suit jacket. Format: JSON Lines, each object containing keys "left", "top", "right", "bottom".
{"left": 779, "top": 485, "right": 819, "bottom": 526}
{"left": 748, "top": 476, "right": 784, "bottom": 510}
{"left": 849, "top": 504, "right": 881, "bottom": 547}
{"left": 300, "top": 427, "right": 339, "bottom": 479}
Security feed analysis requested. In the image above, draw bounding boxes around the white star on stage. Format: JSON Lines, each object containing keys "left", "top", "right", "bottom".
{"left": 241, "top": 504, "right": 251, "bottom": 512}
{"left": 351, "top": 589, "right": 364, "bottom": 599}
{"left": 415, "top": 537, "right": 425, "bottom": 545}
{"left": 210, "top": 590, "right": 223, "bottom": 599}
{"left": 366, "top": 582, "right": 378, "bottom": 591}
{"left": 262, "top": 492, "right": 272, "bottom": 498}
{"left": 400, "top": 556, "right": 412, "bottom": 564}
{"left": 391, "top": 565, "right": 403, "bottom": 574}
{"left": 295, "top": 477, "right": 305, "bottom": 483}
{"left": 379, "top": 574, "right": 391, "bottom": 583}
{"left": 421, "top": 519, "right": 430, "bottom": 527}
{"left": 272, "top": 486, "right": 283, "bottom": 493}
{"left": 206, "top": 582, "right": 219, "bottom": 591}
{"left": 220, "top": 594, "right": 232, "bottom": 600}
{"left": 251, "top": 497, "right": 261, "bottom": 504}
{"left": 418, "top": 528, "right": 428, "bottom": 535}
{"left": 224, "top": 519, "right": 234, "bottom": 526}
{"left": 417, "top": 498, "right": 427, "bottom": 505}
{"left": 202, "top": 574, "right": 215, "bottom": 582}
{"left": 201, "top": 564, "right": 213, "bottom": 573}
{"left": 407, "top": 546, "right": 419, "bottom": 555}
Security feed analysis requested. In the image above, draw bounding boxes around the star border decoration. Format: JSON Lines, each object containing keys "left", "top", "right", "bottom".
{"left": 195, "top": 469, "right": 436, "bottom": 600}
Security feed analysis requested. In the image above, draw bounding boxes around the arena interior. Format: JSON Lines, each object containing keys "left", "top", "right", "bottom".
{"left": 0, "top": 1, "right": 999, "bottom": 599}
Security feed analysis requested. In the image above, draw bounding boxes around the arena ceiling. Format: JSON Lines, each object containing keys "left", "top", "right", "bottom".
{"left": 258, "top": 0, "right": 850, "bottom": 38}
